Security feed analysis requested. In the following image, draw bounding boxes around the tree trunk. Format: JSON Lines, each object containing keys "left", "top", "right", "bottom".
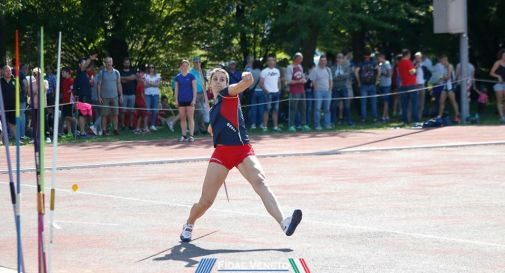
{"left": 105, "top": 37, "right": 129, "bottom": 69}
{"left": 351, "top": 30, "right": 365, "bottom": 63}
{"left": 103, "top": 0, "right": 129, "bottom": 69}
{"left": 301, "top": 26, "right": 319, "bottom": 70}
{"left": 0, "top": 12, "right": 7, "bottom": 65}
{"left": 236, "top": 4, "right": 249, "bottom": 66}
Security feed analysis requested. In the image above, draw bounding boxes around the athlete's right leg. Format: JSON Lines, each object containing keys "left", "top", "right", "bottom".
{"left": 186, "top": 162, "right": 229, "bottom": 225}
{"left": 181, "top": 162, "right": 229, "bottom": 242}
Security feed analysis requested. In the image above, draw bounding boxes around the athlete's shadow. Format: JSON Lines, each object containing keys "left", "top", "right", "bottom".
{"left": 152, "top": 242, "right": 292, "bottom": 267}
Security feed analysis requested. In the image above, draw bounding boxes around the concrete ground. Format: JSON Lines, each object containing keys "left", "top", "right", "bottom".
{"left": 1, "top": 126, "right": 504, "bottom": 273}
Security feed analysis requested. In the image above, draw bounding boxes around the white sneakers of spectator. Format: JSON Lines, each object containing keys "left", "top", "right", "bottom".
{"left": 166, "top": 121, "right": 175, "bottom": 132}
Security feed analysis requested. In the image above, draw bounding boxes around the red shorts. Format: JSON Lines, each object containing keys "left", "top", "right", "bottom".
{"left": 210, "top": 144, "right": 255, "bottom": 170}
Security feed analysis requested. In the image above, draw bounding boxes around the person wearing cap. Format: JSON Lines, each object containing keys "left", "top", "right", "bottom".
{"left": 73, "top": 54, "right": 97, "bottom": 137}
{"left": 286, "top": 52, "right": 310, "bottom": 131}
{"left": 397, "top": 48, "right": 420, "bottom": 124}
{"left": 227, "top": 60, "right": 242, "bottom": 85}
{"left": 355, "top": 51, "right": 380, "bottom": 123}
{"left": 190, "top": 56, "right": 210, "bottom": 135}
{"left": 414, "top": 52, "right": 426, "bottom": 119}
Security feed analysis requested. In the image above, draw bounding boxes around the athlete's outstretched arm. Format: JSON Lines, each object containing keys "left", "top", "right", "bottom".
{"left": 228, "top": 72, "right": 254, "bottom": 96}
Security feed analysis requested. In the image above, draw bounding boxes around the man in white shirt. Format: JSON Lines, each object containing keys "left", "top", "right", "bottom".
{"left": 310, "top": 55, "right": 333, "bottom": 130}
{"left": 415, "top": 52, "right": 426, "bottom": 119}
{"left": 260, "top": 55, "right": 281, "bottom": 132}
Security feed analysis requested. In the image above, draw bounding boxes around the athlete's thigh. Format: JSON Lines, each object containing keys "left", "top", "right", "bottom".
{"left": 199, "top": 162, "right": 229, "bottom": 202}
{"left": 237, "top": 156, "right": 266, "bottom": 185}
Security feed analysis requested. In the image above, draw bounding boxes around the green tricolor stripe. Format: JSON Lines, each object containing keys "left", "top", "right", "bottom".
{"left": 288, "top": 258, "right": 300, "bottom": 273}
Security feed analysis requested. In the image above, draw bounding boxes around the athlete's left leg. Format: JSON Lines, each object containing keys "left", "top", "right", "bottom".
{"left": 237, "top": 156, "right": 284, "bottom": 225}
{"left": 237, "top": 155, "right": 302, "bottom": 235}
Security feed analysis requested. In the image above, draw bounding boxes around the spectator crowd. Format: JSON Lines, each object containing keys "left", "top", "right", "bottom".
{"left": 1, "top": 47, "right": 504, "bottom": 142}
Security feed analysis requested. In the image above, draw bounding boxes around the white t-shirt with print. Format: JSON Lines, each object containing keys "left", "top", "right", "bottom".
{"left": 144, "top": 73, "right": 161, "bottom": 96}
{"left": 260, "top": 67, "right": 280, "bottom": 93}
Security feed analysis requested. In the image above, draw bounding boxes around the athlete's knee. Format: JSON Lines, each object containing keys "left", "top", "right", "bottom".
{"left": 250, "top": 172, "right": 267, "bottom": 189}
{"left": 198, "top": 198, "right": 214, "bottom": 209}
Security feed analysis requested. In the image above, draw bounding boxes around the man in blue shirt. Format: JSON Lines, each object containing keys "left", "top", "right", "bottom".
{"left": 73, "top": 54, "right": 97, "bottom": 136}
{"left": 45, "top": 65, "right": 57, "bottom": 136}
{"left": 227, "top": 60, "right": 242, "bottom": 84}
{"left": 190, "top": 56, "right": 210, "bottom": 134}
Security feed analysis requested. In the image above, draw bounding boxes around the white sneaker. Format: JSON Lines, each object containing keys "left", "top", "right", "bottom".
{"left": 150, "top": 125, "right": 157, "bottom": 131}
{"left": 46, "top": 137, "right": 52, "bottom": 144}
{"left": 180, "top": 223, "right": 193, "bottom": 242}
{"left": 282, "top": 209, "right": 302, "bottom": 236}
{"left": 90, "top": 125, "right": 98, "bottom": 136}
{"left": 166, "top": 121, "right": 175, "bottom": 132}
{"left": 250, "top": 124, "right": 256, "bottom": 129}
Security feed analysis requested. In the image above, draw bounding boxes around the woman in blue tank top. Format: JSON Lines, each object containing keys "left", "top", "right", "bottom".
{"left": 179, "top": 68, "right": 302, "bottom": 242}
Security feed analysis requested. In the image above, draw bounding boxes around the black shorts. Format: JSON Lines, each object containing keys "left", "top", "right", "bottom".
{"left": 62, "top": 104, "right": 73, "bottom": 118}
{"left": 77, "top": 95, "right": 91, "bottom": 103}
{"left": 5, "top": 111, "right": 16, "bottom": 125}
{"left": 47, "top": 93, "right": 56, "bottom": 108}
{"left": 178, "top": 101, "right": 192, "bottom": 107}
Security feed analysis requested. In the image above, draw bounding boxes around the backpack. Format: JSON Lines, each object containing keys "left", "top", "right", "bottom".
{"left": 359, "top": 62, "right": 377, "bottom": 84}
{"left": 422, "top": 118, "right": 443, "bottom": 128}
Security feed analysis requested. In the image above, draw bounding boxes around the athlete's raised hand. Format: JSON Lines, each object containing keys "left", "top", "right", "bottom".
{"left": 241, "top": 72, "right": 254, "bottom": 86}
{"left": 229, "top": 72, "right": 254, "bottom": 96}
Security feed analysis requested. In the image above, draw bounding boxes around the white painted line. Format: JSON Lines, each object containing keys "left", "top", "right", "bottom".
{"left": 1, "top": 140, "right": 504, "bottom": 174}
{"left": 55, "top": 220, "right": 119, "bottom": 227}
{"left": 4, "top": 182, "right": 505, "bottom": 249}
{"left": 0, "top": 266, "right": 17, "bottom": 273}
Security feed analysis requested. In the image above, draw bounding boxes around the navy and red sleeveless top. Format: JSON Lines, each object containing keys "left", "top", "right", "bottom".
{"left": 210, "top": 87, "right": 250, "bottom": 147}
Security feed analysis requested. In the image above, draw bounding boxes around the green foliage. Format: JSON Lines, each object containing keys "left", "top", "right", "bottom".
{"left": 2, "top": 0, "right": 505, "bottom": 77}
